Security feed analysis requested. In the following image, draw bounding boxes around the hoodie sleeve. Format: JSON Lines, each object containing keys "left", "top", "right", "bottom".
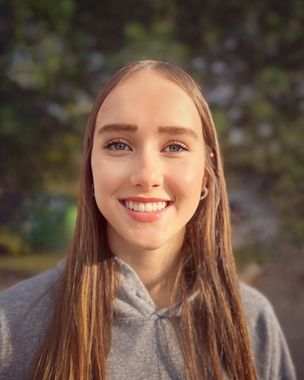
{"left": 240, "top": 282, "right": 297, "bottom": 380}
{"left": 0, "top": 264, "right": 62, "bottom": 380}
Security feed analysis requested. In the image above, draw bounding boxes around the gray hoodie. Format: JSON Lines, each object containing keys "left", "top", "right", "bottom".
{"left": 0, "top": 259, "right": 297, "bottom": 379}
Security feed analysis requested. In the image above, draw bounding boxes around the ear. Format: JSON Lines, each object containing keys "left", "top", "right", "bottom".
{"left": 201, "top": 173, "right": 208, "bottom": 190}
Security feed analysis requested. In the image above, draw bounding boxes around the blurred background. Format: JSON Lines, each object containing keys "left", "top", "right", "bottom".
{"left": 0, "top": 0, "right": 303, "bottom": 376}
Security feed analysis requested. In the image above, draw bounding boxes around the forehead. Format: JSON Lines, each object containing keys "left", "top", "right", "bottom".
{"left": 96, "top": 69, "right": 202, "bottom": 128}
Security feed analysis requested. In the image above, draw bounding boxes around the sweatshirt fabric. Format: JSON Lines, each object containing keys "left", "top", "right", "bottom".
{"left": 0, "top": 258, "right": 297, "bottom": 380}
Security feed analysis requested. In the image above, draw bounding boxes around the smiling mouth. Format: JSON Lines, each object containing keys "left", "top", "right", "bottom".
{"left": 121, "top": 200, "right": 172, "bottom": 212}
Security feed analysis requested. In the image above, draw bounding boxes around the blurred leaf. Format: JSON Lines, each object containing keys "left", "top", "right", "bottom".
{"left": 258, "top": 67, "right": 291, "bottom": 95}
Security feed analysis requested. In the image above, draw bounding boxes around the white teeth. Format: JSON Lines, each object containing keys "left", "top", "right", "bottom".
{"left": 123, "top": 201, "right": 168, "bottom": 212}
{"left": 146, "top": 203, "right": 152, "bottom": 212}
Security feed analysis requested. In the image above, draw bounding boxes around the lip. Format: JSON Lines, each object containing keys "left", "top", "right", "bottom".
{"left": 118, "top": 197, "right": 173, "bottom": 223}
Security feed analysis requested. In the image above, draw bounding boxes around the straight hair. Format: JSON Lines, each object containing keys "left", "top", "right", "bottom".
{"left": 32, "top": 60, "right": 257, "bottom": 380}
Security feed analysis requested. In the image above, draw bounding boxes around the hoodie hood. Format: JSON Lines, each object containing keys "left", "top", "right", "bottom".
{"left": 114, "top": 258, "right": 178, "bottom": 319}
{"left": 108, "top": 258, "right": 187, "bottom": 379}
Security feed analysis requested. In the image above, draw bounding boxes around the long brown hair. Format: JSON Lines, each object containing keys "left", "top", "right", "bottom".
{"left": 32, "top": 60, "right": 257, "bottom": 379}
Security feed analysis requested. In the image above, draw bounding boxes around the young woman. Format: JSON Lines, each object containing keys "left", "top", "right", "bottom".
{"left": 0, "top": 60, "right": 296, "bottom": 380}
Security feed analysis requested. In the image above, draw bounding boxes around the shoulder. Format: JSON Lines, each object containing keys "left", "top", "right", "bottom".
{"left": 239, "top": 281, "right": 274, "bottom": 325}
{"left": 0, "top": 260, "right": 64, "bottom": 379}
{"left": 239, "top": 282, "right": 297, "bottom": 380}
{"left": 0, "top": 260, "right": 63, "bottom": 322}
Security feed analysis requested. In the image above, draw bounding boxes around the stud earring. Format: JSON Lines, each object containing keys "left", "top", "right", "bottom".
{"left": 200, "top": 187, "right": 208, "bottom": 200}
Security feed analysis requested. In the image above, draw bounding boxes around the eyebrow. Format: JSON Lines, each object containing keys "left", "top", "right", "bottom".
{"left": 96, "top": 123, "right": 199, "bottom": 139}
{"left": 158, "top": 126, "right": 199, "bottom": 139}
{"left": 96, "top": 123, "right": 137, "bottom": 135}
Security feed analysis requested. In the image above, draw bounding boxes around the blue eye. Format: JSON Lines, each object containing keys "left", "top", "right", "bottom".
{"left": 104, "top": 140, "right": 131, "bottom": 151}
{"left": 167, "top": 145, "right": 184, "bottom": 152}
{"left": 163, "top": 142, "right": 188, "bottom": 153}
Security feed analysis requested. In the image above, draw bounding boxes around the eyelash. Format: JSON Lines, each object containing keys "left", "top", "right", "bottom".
{"left": 163, "top": 140, "right": 188, "bottom": 152}
{"left": 103, "top": 139, "right": 188, "bottom": 153}
{"left": 103, "top": 139, "right": 131, "bottom": 151}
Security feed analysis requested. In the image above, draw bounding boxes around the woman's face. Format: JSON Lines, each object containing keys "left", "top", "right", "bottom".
{"left": 91, "top": 69, "right": 206, "bottom": 257}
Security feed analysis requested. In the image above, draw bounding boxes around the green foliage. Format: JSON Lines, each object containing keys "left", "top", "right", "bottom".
{"left": 0, "top": 230, "right": 30, "bottom": 256}
{"left": 1, "top": 0, "right": 303, "bottom": 250}
{"left": 22, "top": 195, "right": 76, "bottom": 251}
{"left": 212, "top": 109, "right": 230, "bottom": 136}
{"left": 106, "top": 20, "right": 188, "bottom": 70}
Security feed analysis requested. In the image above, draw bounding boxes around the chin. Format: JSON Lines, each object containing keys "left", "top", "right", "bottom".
{"left": 129, "top": 238, "right": 166, "bottom": 252}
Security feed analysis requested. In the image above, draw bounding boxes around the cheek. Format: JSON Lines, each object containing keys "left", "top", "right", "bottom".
{"left": 91, "top": 158, "right": 125, "bottom": 198}
{"left": 169, "top": 160, "right": 204, "bottom": 199}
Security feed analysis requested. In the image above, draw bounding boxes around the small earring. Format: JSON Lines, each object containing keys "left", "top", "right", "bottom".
{"left": 200, "top": 187, "right": 208, "bottom": 200}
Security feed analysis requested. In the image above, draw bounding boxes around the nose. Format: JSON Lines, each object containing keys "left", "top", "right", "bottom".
{"left": 129, "top": 150, "right": 163, "bottom": 190}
